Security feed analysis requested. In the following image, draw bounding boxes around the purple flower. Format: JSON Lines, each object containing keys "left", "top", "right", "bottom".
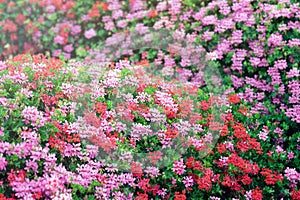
{"left": 84, "top": 28, "right": 97, "bottom": 39}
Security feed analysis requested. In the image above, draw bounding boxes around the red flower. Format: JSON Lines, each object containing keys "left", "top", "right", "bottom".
{"left": 148, "top": 9, "right": 158, "bottom": 18}
{"left": 31, "top": 192, "right": 42, "bottom": 199}
{"left": 221, "top": 175, "right": 232, "bottom": 188}
{"left": 291, "top": 189, "right": 300, "bottom": 200}
{"left": 15, "top": 13, "right": 26, "bottom": 24}
{"left": 3, "top": 20, "right": 17, "bottom": 33}
{"left": 148, "top": 151, "right": 162, "bottom": 164}
{"left": 131, "top": 162, "right": 143, "bottom": 178}
{"left": 240, "top": 174, "right": 252, "bottom": 185}
{"left": 148, "top": 184, "right": 160, "bottom": 195}
{"left": 238, "top": 105, "right": 248, "bottom": 115}
{"left": 252, "top": 187, "right": 263, "bottom": 200}
{"left": 260, "top": 168, "right": 283, "bottom": 185}
{"left": 164, "top": 107, "right": 177, "bottom": 119}
{"left": 185, "top": 157, "right": 195, "bottom": 169}
{"left": 66, "top": 12, "right": 75, "bottom": 19}
{"left": 134, "top": 193, "right": 148, "bottom": 200}
{"left": 7, "top": 169, "right": 26, "bottom": 185}
{"left": 221, "top": 125, "right": 229, "bottom": 137}
{"left": 233, "top": 123, "right": 248, "bottom": 140}
{"left": 208, "top": 121, "right": 223, "bottom": 131}
{"left": 52, "top": 0, "right": 63, "bottom": 10}
{"left": 165, "top": 126, "right": 179, "bottom": 139}
{"left": 10, "top": 33, "right": 18, "bottom": 41}
{"left": 89, "top": 134, "right": 115, "bottom": 153}
{"left": 138, "top": 178, "right": 150, "bottom": 191}
{"left": 228, "top": 94, "right": 241, "bottom": 104}
{"left": 189, "top": 113, "right": 203, "bottom": 124}
{"left": 88, "top": 2, "right": 101, "bottom": 18}
{"left": 200, "top": 100, "right": 210, "bottom": 111}
{"left": 236, "top": 141, "right": 250, "bottom": 152}
{"left": 101, "top": 2, "right": 109, "bottom": 11}
{"left": 174, "top": 192, "right": 186, "bottom": 200}
{"left": 196, "top": 168, "right": 213, "bottom": 191}
{"left": 95, "top": 102, "right": 107, "bottom": 115}
{"left": 216, "top": 143, "right": 227, "bottom": 154}
{"left": 84, "top": 112, "right": 101, "bottom": 128}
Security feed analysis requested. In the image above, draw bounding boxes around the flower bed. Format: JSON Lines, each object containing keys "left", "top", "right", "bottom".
{"left": 0, "top": 55, "right": 299, "bottom": 199}
{"left": 0, "top": 0, "right": 299, "bottom": 199}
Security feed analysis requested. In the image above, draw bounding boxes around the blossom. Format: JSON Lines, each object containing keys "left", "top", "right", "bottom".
{"left": 172, "top": 158, "right": 186, "bottom": 175}
{"left": 206, "top": 52, "right": 218, "bottom": 61}
{"left": 84, "top": 28, "right": 97, "bottom": 39}
{"left": 144, "top": 166, "right": 160, "bottom": 178}
{"left": 210, "top": 197, "right": 221, "bottom": 200}
{"left": 288, "top": 152, "right": 294, "bottom": 160}
{"left": 258, "top": 126, "right": 269, "bottom": 141}
{"left": 53, "top": 35, "right": 65, "bottom": 45}
{"left": 182, "top": 176, "right": 194, "bottom": 187}
{"left": 0, "top": 127, "right": 4, "bottom": 137}
{"left": 252, "top": 187, "right": 263, "bottom": 200}
{"left": 63, "top": 44, "right": 73, "bottom": 53}
{"left": 21, "top": 106, "right": 45, "bottom": 127}
{"left": 284, "top": 168, "right": 300, "bottom": 186}
{"left": 174, "top": 192, "right": 186, "bottom": 200}
{"left": 130, "top": 123, "right": 152, "bottom": 141}
{"left": 0, "top": 155, "right": 8, "bottom": 170}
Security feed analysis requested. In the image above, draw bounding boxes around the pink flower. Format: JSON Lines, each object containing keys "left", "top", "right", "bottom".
{"left": 53, "top": 35, "right": 65, "bottom": 45}
{"left": 287, "top": 68, "right": 300, "bottom": 78}
{"left": 0, "top": 127, "right": 4, "bottom": 136}
{"left": 258, "top": 126, "right": 269, "bottom": 141}
{"left": 63, "top": 44, "right": 73, "bottom": 53}
{"left": 70, "top": 25, "right": 81, "bottom": 36}
{"left": 144, "top": 166, "right": 160, "bottom": 178}
{"left": 288, "top": 152, "right": 294, "bottom": 160}
{"left": 182, "top": 176, "right": 194, "bottom": 187}
{"left": 172, "top": 158, "right": 186, "bottom": 175}
{"left": 0, "top": 155, "right": 8, "bottom": 170}
{"left": 84, "top": 28, "right": 97, "bottom": 39}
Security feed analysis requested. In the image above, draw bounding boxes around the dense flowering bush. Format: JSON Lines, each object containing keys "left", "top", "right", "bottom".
{"left": 0, "top": 55, "right": 299, "bottom": 199}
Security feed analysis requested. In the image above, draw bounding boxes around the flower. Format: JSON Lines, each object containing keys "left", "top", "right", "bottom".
{"left": 172, "top": 158, "right": 186, "bottom": 175}
{"left": 174, "top": 192, "right": 186, "bottom": 200}
{"left": 0, "top": 127, "right": 4, "bottom": 136}
{"left": 84, "top": 28, "right": 97, "bottom": 39}
{"left": 0, "top": 155, "right": 8, "bottom": 170}
{"left": 182, "top": 176, "right": 194, "bottom": 187}
{"left": 70, "top": 25, "right": 81, "bottom": 36}
{"left": 252, "top": 187, "right": 263, "bottom": 200}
